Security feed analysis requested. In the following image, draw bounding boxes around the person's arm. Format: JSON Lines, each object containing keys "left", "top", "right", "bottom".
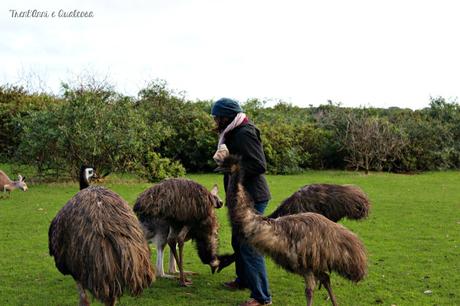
{"left": 233, "top": 128, "right": 267, "bottom": 177}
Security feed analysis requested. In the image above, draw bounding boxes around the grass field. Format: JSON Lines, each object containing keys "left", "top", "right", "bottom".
{"left": 0, "top": 166, "right": 459, "bottom": 306}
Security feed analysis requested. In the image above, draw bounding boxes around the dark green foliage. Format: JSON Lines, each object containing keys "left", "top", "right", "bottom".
{"left": 137, "top": 82, "right": 216, "bottom": 172}
{"left": 3, "top": 79, "right": 460, "bottom": 177}
{"left": 260, "top": 121, "right": 328, "bottom": 174}
{"left": 13, "top": 81, "right": 179, "bottom": 181}
{"left": 137, "top": 151, "right": 186, "bottom": 182}
{"left": 0, "top": 85, "right": 59, "bottom": 159}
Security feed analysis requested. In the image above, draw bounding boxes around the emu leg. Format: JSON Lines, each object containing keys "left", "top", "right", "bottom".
{"left": 167, "top": 239, "right": 182, "bottom": 283}
{"left": 104, "top": 298, "right": 117, "bottom": 306}
{"left": 318, "top": 273, "right": 338, "bottom": 306}
{"left": 168, "top": 247, "right": 198, "bottom": 276}
{"left": 176, "top": 226, "right": 197, "bottom": 276}
{"left": 168, "top": 226, "right": 192, "bottom": 286}
{"left": 155, "top": 242, "right": 167, "bottom": 278}
{"left": 156, "top": 245, "right": 165, "bottom": 276}
{"left": 177, "top": 239, "right": 192, "bottom": 286}
{"left": 152, "top": 228, "right": 175, "bottom": 278}
{"left": 168, "top": 246, "right": 178, "bottom": 274}
{"left": 77, "top": 282, "right": 90, "bottom": 306}
{"left": 304, "top": 272, "right": 316, "bottom": 306}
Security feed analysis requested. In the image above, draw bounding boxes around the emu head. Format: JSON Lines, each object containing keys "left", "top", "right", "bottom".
{"left": 210, "top": 184, "right": 223, "bottom": 208}
{"left": 210, "top": 257, "right": 220, "bottom": 274}
{"left": 79, "top": 165, "right": 96, "bottom": 190}
{"left": 14, "top": 175, "right": 28, "bottom": 191}
{"left": 214, "top": 155, "right": 241, "bottom": 174}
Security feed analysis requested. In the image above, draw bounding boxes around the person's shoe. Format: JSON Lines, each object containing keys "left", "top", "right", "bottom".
{"left": 238, "top": 298, "right": 272, "bottom": 306}
{"left": 222, "top": 280, "right": 246, "bottom": 291}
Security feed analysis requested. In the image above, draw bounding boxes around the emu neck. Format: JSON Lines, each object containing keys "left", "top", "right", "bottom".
{"left": 79, "top": 172, "right": 89, "bottom": 190}
{"left": 79, "top": 179, "right": 89, "bottom": 190}
{"left": 226, "top": 170, "right": 259, "bottom": 229}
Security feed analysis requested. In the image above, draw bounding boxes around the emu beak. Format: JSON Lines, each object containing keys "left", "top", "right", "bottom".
{"left": 210, "top": 258, "right": 220, "bottom": 274}
{"left": 214, "top": 166, "right": 231, "bottom": 173}
{"left": 216, "top": 253, "right": 236, "bottom": 273}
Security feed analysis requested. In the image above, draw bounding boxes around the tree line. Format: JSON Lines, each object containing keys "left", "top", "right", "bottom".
{"left": 1, "top": 79, "right": 459, "bottom": 181}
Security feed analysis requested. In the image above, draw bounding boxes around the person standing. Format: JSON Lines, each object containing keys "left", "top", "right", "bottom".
{"left": 211, "top": 98, "right": 272, "bottom": 306}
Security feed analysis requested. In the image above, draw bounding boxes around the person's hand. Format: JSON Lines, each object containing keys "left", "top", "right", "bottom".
{"left": 213, "top": 144, "right": 229, "bottom": 165}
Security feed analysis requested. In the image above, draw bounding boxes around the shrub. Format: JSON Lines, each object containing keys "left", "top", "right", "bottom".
{"left": 137, "top": 81, "right": 216, "bottom": 172}
{"left": 0, "top": 84, "right": 58, "bottom": 159}
{"left": 137, "top": 151, "right": 186, "bottom": 182}
{"left": 14, "top": 82, "right": 178, "bottom": 179}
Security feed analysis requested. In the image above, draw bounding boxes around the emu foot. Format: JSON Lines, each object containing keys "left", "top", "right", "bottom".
{"left": 179, "top": 278, "right": 193, "bottom": 287}
{"left": 171, "top": 270, "right": 198, "bottom": 276}
{"left": 160, "top": 273, "right": 177, "bottom": 279}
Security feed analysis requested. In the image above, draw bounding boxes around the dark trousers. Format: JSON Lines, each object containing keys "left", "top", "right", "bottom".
{"left": 232, "top": 201, "right": 272, "bottom": 303}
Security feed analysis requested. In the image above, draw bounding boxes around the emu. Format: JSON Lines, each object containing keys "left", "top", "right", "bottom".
{"left": 0, "top": 170, "right": 28, "bottom": 198}
{"left": 134, "top": 178, "right": 222, "bottom": 287}
{"left": 268, "top": 183, "right": 370, "bottom": 221}
{"left": 218, "top": 183, "right": 370, "bottom": 271}
{"left": 48, "top": 166, "right": 155, "bottom": 306}
{"left": 220, "top": 156, "right": 367, "bottom": 306}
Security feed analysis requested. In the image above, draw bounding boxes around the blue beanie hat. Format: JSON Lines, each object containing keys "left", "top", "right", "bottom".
{"left": 211, "top": 98, "right": 243, "bottom": 117}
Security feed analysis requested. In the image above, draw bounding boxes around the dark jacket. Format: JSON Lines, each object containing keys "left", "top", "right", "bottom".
{"left": 223, "top": 122, "right": 271, "bottom": 203}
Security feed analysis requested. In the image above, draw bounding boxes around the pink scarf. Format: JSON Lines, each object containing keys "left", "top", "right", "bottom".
{"left": 217, "top": 113, "right": 248, "bottom": 147}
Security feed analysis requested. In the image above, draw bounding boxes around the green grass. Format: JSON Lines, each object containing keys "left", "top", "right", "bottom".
{"left": 0, "top": 169, "right": 459, "bottom": 305}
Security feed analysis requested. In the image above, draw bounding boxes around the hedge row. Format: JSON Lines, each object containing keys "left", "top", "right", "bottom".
{"left": 1, "top": 80, "right": 459, "bottom": 181}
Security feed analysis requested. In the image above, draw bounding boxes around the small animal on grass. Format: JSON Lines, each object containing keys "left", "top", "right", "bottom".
{"left": 0, "top": 170, "right": 28, "bottom": 198}
{"left": 219, "top": 155, "right": 367, "bottom": 306}
{"left": 217, "top": 182, "right": 371, "bottom": 271}
{"left": 48, "top": 166, "right": 155, "bottom": 306}
{"left": 134, "top": 178, "right": 222, "bottom": 287}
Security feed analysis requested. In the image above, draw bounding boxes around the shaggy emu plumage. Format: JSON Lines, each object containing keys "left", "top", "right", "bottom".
{"left": 48, "top": 166, "right": 155, "bottom": 306}
{"left": 268, "top": 183, "right": 370, "bottom": 221}
{"left": 134, "top": 178, "right": 222, "bottom": 287}
{"left": 218, "top": 183, "right": 370, "bottom": 272}
{"left": 220, "top": 156, "right": 367, "bottom": 306}
{"left": 0, "top": 170, "right": 28, "bottom": 197}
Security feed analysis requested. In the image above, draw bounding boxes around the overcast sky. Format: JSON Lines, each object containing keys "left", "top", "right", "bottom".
{"left": 1, "top": 0, "right": 460, "bottom": 109}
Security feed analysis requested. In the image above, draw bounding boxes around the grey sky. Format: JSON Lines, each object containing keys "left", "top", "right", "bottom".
{"left": 1, "top": 0, "right": 460, "bottom": 109}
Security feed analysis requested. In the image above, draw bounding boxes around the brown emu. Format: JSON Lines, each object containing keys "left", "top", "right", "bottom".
{"left": 268, "top": 183, "right": 370, "bottom": 221}
{"left": 48, "top": 166, "right": 155, "bottom": 306}
{"left": 134, "top": 178, "right": 222, "bottom": 287}
{"left": 220, "top": 156, "right": 367, "bottom": 306}
{"left": 0, "top": 170, "right": 28, "bottom": 198}
{"left": 218, "top": 183, "right": 370, "bottom": 272}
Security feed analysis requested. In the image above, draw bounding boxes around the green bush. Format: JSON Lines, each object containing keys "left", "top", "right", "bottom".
{"left": 14, "top": 82, "right": 179, "bottom": 179}
{"left": 137, "top": 81, "right": 216, "bottom": 172}
{"left": 0, "top": 85, "right": 58, "bottom": 159}
{"left": 4, "top": 79, "right": 460, "bottom": 176}
{"left": 260, "top": 121, "right": 327, "bottom": 174}
{"left": 137, "top": 151, "right": 186, "bottom": 182}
